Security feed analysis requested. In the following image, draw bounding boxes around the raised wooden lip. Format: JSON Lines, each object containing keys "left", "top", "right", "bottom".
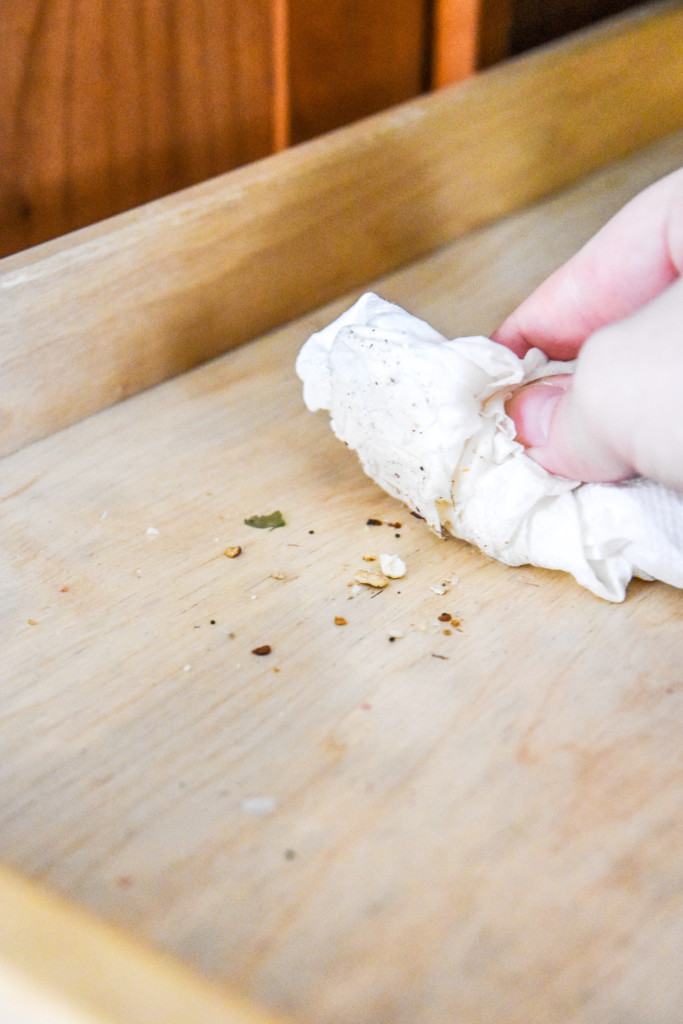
{"left": 1, "top": 2, "right": 682, "bottom": 461}
{"left": 0, "top": 863, "right": 293, "bottom": 1024}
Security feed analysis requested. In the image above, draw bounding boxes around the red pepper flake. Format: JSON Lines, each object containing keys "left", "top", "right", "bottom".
{"left": 60, "top": 586, "right": 69, "bottom": 593}
{"left": 252, "top": 644, "right": 272, "bottom": 656}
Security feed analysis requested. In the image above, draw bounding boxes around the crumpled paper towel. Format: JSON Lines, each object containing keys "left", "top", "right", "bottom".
{"left": 296, "top": 292, "right": 683, "bottom": 601}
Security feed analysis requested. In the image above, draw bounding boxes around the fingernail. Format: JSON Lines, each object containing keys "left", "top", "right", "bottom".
{"left": 507, "top": 380, "right": 565, "bottom": 449}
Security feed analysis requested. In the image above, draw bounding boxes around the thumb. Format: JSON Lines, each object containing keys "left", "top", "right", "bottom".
{"left": 505, "top": 373, "right": 633, "bottom": 483}
{"left": 505, "top": 277, "right": 683, "bottom": 490}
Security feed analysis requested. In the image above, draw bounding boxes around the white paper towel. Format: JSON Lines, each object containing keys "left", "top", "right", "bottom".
{"left": 296, "top": 292, "right": 683, "bottom": 601}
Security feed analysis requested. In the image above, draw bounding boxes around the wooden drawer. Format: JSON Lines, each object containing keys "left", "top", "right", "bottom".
{"left": 2, "top": 6, "right": 683, "bottom": 1023}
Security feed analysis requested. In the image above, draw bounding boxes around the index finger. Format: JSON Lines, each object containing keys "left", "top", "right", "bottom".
{"left": 492, "top": 167, "right": 683, "bottom": 359}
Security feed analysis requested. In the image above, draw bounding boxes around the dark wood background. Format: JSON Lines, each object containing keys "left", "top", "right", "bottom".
{"left": 0, "top": 0, "right": 647, "bottom": 258}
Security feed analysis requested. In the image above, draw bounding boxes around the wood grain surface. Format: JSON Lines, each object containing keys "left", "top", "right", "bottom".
{"left": 1, "top": 128, "right": 683, "bottom": 1024}
{"left": 1, "top": 2, "right": 683, "bottom": 462}
{"left": 287, "top": 0, "right": 429, "bottom": 143}
{"left": 0, "top": 0, "right": 279, "bottom": 258}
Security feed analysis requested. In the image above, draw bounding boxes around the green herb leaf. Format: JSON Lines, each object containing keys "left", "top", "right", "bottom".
{"left": 244, "top": 510, "right": 286, "bottom": 530}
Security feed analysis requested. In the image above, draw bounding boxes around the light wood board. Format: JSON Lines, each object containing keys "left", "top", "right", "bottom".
{"left": 2, "top": 128, "right": 683, "bottom": 1024}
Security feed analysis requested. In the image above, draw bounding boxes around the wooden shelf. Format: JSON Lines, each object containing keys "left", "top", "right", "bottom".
{"left": 1, "top": 6, "right": 683, "bottom": 1023}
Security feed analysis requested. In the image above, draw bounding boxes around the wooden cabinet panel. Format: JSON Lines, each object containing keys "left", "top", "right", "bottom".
{"left": 0, "top": 1, "right": 279, "bottom": 257}
{"left": 286, "top": 0, "right": 430, "bottom": 143}
{"left": 508, "top": 0, "right": 649, "bottom": 53}
{"left": 0, "top": 0, "right": 663, "bottom": 258}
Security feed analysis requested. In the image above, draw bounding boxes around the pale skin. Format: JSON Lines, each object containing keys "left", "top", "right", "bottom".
{"left": 494, "top": 167, "right": 683, "bottom": 492}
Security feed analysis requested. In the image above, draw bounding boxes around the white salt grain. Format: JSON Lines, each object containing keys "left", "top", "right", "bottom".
{"left": 241, "top": 796, "right": 276, "bottom": 816}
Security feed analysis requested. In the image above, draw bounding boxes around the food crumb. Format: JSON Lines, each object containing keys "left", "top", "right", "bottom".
{"left": 245, "top": 511, "right": 286, "bottom": 530}
{"left": 271, "top": 571, "right": 286, "bottom": 580}
{"left": 241, "top": 796, "right": 276, "bottom": 816}
{"left": 252, "top": 644, "right": 272, "bottom": 656}
{"left": 438, "top": 612, "right": 452, "bottom": 622}
{"left": 379, "top": 553, "right": 406, "bottom": 579}
{"left": 224, "top": 545, "right": 242, "bottom": 558}
{"left": 354, "top": 569, "right": 389, "bottom": 589}
{"left": 28, "top": 619, "right": 38, "bottom": 626}
{"left": 146, "top": 526, "right": 160, "bottom": 536}
{"left": 334, "top": 616, "right": 348, "bottom": 626}
{"left": 366, "top": 518, "right": 382, "bottom": 526}
{"left": 362, "top": 554, "right": 376, "bottom": 562}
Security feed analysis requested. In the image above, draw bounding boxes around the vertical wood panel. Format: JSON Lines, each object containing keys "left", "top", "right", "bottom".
{"left": 433, "top": 0, "right": 514, "bottom": 86}
{"left": 432, "top": 0, "right": 481, "bottom": 85}
{"left": 509, "top": 0, "right": 650, "bottom": 53}
{"left": 0, "top": 1, "right": 277, "bottom": 258}
{"left": 287, "top": 0, "right": 430, "bottom": 143}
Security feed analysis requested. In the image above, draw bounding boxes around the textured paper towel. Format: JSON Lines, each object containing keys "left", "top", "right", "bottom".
{"left": 296, "top": 292, "right": 683, "bottom": 601}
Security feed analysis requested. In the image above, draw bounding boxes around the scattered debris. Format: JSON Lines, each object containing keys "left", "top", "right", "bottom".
{"left": 354, "top": 569, "right": 389, "bottom": 589}
{"left": 379, "top": 553, "right": 406, "bottom": 579}
{"left": 430, "top": 574, "right": 459, "bottom": 595}
{"left": 366, "top": 518, "right": 383, "bottom": 526}
{"left": 146, "top": 526, "right": 160, "bottom": 536}
{"left": 245, "top": 511, "right": 286, "bottom": 530}
{"left": 334, "top": 616, "right": 348, "bottom": 626}
{"left": 241, "top": 796, "right": 276, "bottom": 816}
{"left": 252, "top": 644, "right": 272, "bottom": 656}
{"left": 224, "top": 545, "right": 242, "bottom": 558}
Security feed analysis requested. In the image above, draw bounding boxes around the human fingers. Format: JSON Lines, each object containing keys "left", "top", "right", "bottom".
{"left": 493, "top": 167, "right": 683, "bottom": 360}
{"left": 505, "top": 276, "right": 683, "bottom": 490}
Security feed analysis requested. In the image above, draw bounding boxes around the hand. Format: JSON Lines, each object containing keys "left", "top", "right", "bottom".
{"left": 493, "top": 168, "right": 683, "bottom": 490}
